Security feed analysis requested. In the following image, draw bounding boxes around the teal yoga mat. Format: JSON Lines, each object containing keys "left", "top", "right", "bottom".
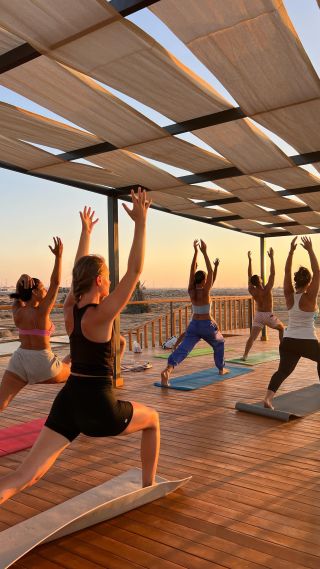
{"left": 154, "top": 365, "right": 253, "bottom": 391}
{"left": 226, "top": 350, "right": 279, "bottom": 366}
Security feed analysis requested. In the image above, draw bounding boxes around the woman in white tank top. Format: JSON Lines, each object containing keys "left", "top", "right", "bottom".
{"left": 264, "top": 236, "right": 320, "bottom": 409}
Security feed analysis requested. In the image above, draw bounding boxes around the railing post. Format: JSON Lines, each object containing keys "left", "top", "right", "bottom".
{"left": 249, "top": 298, "right": 253, "bottom": 330}
{"left": 170, "top": 301, "right": 174, "bottom": 336}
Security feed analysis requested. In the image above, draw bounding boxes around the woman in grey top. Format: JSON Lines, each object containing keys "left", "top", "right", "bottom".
{"left": 264, "top": 236, "right": 320, "bottom": 409}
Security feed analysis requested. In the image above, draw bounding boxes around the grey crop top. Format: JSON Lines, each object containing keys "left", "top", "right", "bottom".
{"left": 192, "top": 304, "right": 211, "bottom": 314}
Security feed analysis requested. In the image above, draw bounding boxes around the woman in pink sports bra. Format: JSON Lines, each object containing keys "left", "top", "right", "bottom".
{"left": 0, "top": 237, "right": 70, "bottom": 412}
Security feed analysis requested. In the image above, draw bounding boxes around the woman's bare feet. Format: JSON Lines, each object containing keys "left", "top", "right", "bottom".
{"left": 219, "top": 367, "right": 230, "bottom": 375}
{"left": 160, "top": 366, "right": 173, "bottom": 387}
{"left": 241, "top": 355, "right": 248, "bottom": 361}
{"left": 264, "top": 390, "right": 275, "bottom": 410}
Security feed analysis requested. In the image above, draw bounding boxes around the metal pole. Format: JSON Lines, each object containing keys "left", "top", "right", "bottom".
{"left": 260, "top": 236, "right": 268, "bottom": 341}
{"left": 108, "top": 197, "right": 123, "bottom": 387}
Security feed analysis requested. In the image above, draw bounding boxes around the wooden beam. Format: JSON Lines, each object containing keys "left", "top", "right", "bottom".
{"left": 164, "top": 108, "right": 245, "bottom": 135}
{"left": 0, "top": 43, "right": 40, "bottom": 74}
{"left": 109, "top": 0, "right": 160, "bottom": 17}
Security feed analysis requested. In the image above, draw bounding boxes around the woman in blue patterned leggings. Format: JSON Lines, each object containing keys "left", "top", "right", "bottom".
{"left": 160, "top": 240, "right": 229, "bottom": 386}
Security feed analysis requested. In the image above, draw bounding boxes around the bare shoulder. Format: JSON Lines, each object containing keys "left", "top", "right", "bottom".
{"left": 63, "top": 303, "right": 74, "bottom": 335}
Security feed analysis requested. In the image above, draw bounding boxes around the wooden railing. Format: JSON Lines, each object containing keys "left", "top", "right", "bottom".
{"left": 122, "top": 296, "right": 253, "bottom": 351}
{"left": 0, "top": 296, "right": 253, "bottom": 351}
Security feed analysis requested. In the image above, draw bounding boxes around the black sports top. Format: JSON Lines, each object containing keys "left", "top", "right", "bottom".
{"left": 70, "top": 304, "right": 114, "bottom": 378}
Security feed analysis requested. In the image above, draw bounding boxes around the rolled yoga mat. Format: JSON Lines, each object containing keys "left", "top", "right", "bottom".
{"left": 227, "top": 350, "right": 279, "bottom": 366}
{"left": 236, "top": 384, "right": 320, "bottom": 421}
{"left": 154, "top": 365, "right": 253, "bottom": 391}
{"left": 0, "top": 467, "right": 191, "bottom": 569}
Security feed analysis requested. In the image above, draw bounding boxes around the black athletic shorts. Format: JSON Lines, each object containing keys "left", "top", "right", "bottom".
{"left": 45, "top": 375, "right": 134, "bottom": 442}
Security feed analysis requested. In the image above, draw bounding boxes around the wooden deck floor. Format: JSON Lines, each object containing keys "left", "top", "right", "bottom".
{"left": 1, "top": 330, "right": 320, "bottom": 569}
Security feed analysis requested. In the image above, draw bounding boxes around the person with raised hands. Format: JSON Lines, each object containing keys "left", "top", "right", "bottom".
{"left": 0, "top": 189, "right": 160, "bottom": 506}
{"left": 241, "top": 248, "right": 284, "bottom": 360}
{"left": 264, "top": 236, "right": 320, "bottom": 409}
{"left": 160, "top": 239, "right": 228, "bottom": 387}
{"left": 0, "top": 237, "right": 70, "bottom": 412}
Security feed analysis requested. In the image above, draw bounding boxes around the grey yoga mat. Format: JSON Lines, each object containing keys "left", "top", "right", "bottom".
{"left": 235, "top": 384, "right": 320, "bottom": 421}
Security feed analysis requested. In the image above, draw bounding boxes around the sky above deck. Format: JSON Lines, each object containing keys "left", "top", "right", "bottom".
{"left": 0, "top": 0, "right": 319, "bottom": 288}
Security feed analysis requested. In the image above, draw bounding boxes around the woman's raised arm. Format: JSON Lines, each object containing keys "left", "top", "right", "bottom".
{"left": 100, "top": 188, "right": 151, "bottom": 320}
{"left": 64, "top": 207, "right": 99, "bottom": 311}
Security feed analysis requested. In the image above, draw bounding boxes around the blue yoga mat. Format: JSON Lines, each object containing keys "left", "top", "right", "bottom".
{"left": 154, "top": 365, "right": 253, "bottom": 391}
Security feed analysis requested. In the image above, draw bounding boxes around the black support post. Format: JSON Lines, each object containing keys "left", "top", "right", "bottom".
{"left": 260, "top": 236, "right": 268, "bottom": 341}
{"left": 108, "top": 197, "right": 123, "bottom": 387}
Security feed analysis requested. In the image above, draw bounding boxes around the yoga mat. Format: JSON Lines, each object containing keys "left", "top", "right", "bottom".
{"left": 0, "top": 468, "right": 191, "bottom": 569}
{"left": 51, "top": 335, "right": 69, "bottom": 344}
{"left": 236, "top": 384, "right": 320, "bottom": 421}
{"left": 154, "top": 346, "right": 234, "bottom": 359}
{"left": 0, "top": 341, "right": 22, "bottom": 356}
{"left": 0, "top": 418, "right": 45, "bottom": 456}
{"left": 0, "top": 341, "right": 62, "bottom": 357}
{"left": 227, "top": 350, "right": 279, "bottom": 366}
{"left": 154, "top": 365, "right": 253, "bottom": 391}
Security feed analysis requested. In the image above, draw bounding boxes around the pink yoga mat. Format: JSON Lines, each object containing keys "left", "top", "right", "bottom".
{"left": 0, "top": 418, "right": 45, "bottom": 456}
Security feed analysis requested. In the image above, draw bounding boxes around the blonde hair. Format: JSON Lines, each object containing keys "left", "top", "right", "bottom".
{"left": 72, "top": 255, "right": 106, "bottom": 302}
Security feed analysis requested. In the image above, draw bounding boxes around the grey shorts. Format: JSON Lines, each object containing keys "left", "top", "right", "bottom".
{"left": 7, "top": 348, "right": 64, "bottom": 384}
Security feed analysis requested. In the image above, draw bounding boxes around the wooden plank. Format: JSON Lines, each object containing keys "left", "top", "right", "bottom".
{"left": 2, "top": 332, "right": 320, "bottom": 568}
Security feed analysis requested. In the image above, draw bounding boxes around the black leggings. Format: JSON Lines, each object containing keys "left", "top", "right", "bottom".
{"left": 268, "top": 337, "right": 320, "bottom": 393}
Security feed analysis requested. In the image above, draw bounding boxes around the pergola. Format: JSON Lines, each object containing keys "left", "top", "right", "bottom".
{"left": 0, "top": 0, "right": 319, "bottom": 379}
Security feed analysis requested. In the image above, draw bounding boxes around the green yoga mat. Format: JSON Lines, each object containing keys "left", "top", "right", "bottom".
{"left": 155, "top": 347, "right": 233, "bottom": 359}
{"left": 226, "top": 350, "right": 279, "bottom": 366}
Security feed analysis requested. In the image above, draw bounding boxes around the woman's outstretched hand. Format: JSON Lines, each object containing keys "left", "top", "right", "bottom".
{"left": 213, "top": 258, "right": 220, "bottom": 267}
{"left": 193, "top": 239, "right": 199, "bottom": 251}
{"left": 49, "top": 237, "right": 63, "bottom": 258}
{"left": 199, "top": 239, "right": 207, "bottom": 253}
{"left": 290, "top": 236, "right": 298, "bottom": 252}
{"left": 80, "top": 206, "right": 99, "bottom": 234}
{"left": 301, "top": 236, "right": 313, "bottom": 252}
{"left": 122, "top": 187, "right": 151, "bottom": 223}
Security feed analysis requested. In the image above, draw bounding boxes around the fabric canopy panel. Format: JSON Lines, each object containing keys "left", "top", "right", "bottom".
{"left": 193, "top": 119, "right": 293, "bottom": 174}
{"left": 151, "top": 0, "right": 320, "bottom": 114}
{"left": 0, "top": 102, "right": 101, "bottom": 151}
{"left": 0, "top": 135, "right": 60, "bottom": 170}
{"left": 254, "top": 99, "right": 320, "bottom": 154}
{"left": 31, "top": 161, "right": 129, "bottom": 189}
{"left": 126, "top": 137, "right": 230, "bottom": 173}
{"left": 250, "top": 196, "right": 306, "bottom": 210}
{"left": 159, "top": 184, "right": 231, "bottom": 201}
{"left": 34, "top": 150, "right": 183, "bottom": 192}
{"left": 300, "top": 192, "right": 320, "bottom": 211}
{"left": 0, "top": 0, "right": 119, "bottom": 48}
{"left": 0, "top": 7, "right": 232, "bottom": 121}
{"left": 0, "top": 58, "right": 167, "bottom": 147}
{"left": 0, "top": 26, "right": 24, "bottom": 55}
{"left": 219, "top": 219, "right": 282, "bottom": 233}
{"left": 147, "top": 192, "right": 194, "bottom": 209}
{"left": 217, "top": 202, "right": 276, "bottom": 219}
{"left": 88, "top": 150, "right": 183, "bottom": 191}
{"left": 288, "top": 212, "right": 320, "bottom": 225}
{"left": 254, "top": 167, "right": 320, "bottom": 190}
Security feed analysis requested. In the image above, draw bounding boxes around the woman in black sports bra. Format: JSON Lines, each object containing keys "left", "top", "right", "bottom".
{"left": 0, "top": 189, "right": 160, "bottom": 505}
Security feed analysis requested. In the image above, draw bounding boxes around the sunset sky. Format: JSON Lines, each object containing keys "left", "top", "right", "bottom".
{"left": 0, "top": 0, "right": 319, "bottom": 289}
